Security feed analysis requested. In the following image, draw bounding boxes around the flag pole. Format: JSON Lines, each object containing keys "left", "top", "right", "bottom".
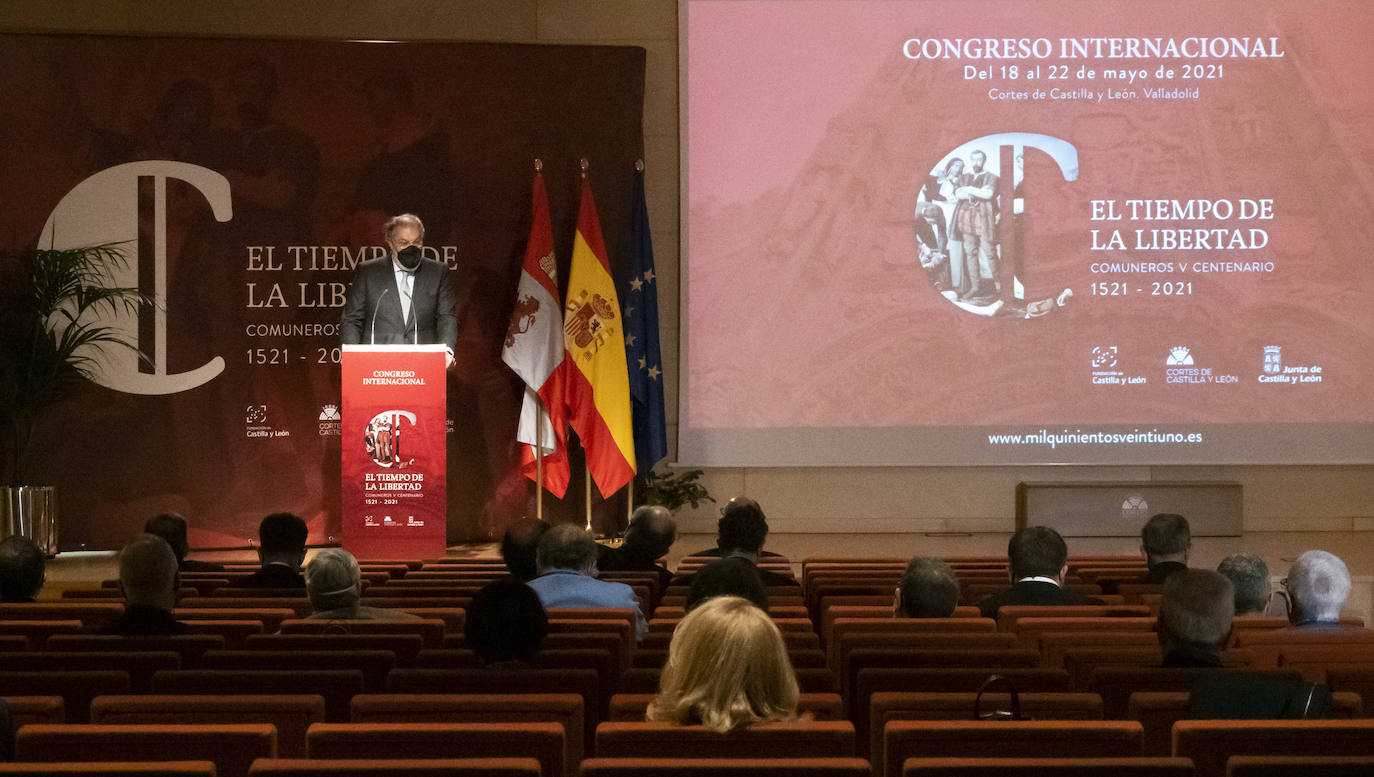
{"left": 534, "top": 394, "right": 544, "bottom": 521}
{"left": 626, "top": 478, "right": 633, "bottom": 528}
{"left": 584, "top": 463, "right": 593, "bottom": 533}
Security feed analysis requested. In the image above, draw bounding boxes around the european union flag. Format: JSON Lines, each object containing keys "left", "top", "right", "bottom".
{"left": 621, "top": 165, "right": 667, "bottom": 474}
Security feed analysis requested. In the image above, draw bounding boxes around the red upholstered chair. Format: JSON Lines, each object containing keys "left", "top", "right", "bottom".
{"left": 1172, "top": 720, "right": 1374, "bottom": 777}
{"left": 171, "top": 620, "right": 264, "bottom": 647}
{"left": 90, "top": 694, "right": 325, "bottom": 758}
{"left": 4, "top": 696, "right": 65, "bottom": 727}
{"left": 198, "top": 649, "right": 396, "bottom": 692}
{"left": 996, "top": 606, "right": 1153, "bottom": 633}
{"left": 594, "top": 720, "right": 856, "bottom": 759}
{"left": 608, "top": 692, "right": 844, "bottom": 722}
{"left": 867, "top": 692, "right": 1105, "bottom": 760}
{"left": 851, "top": 668, "right": 1072, "bottom": 732}
{"left": 247, "top": 758, "right": 541, "bottom": 777}
{"left": 150, "top": 669, "right": 365, "bottom": 723}
{"left": 178, "top": 598, "right": 313, "bottom": 617}
{"left": 384, "top": 667, "right": 601, "bottom": 724}
{"left": 306, "top": 722, "right": 565, "bottom": 777}
{"left": 277, "top": 618, "right": 446, "bottom": 648}
{"left": 899, "top": 757, "right": 1194, "bottom": 776}
{"left": 829, "top": 629, "right": 1017, "bottom": 676}
{"left": 0, "top": 763, "right": 216, "bottom": 777}
{"left": 842, "top": 648, "right": 1040, "bottom": 700}
{"left": 175, "top": 608, "right": 297, "bottom": 632}
{"left": 16, "top": 723, "right": 277, "bottom": 777}
{"left": 0, "top": 603, "right": 123, "bottom": 624}
{"left": 0, "top": 652, "right": 179, "bottom": 693}
{"left": 349, "top": 693, "right": 584, "bottom": 776}
{"left": 44, "top": 634, "right": 225, "bottom": 663}
{"left": 579, "top": 757, "right": 873, "bottom": 777}
{"left": 1277, "top": 646, "right": 1374, "bottom": 682}
{"left": 1224, "top": 755, "right": 1374, "bottom": 776}
{"left": 1011, "top": 617, "right": 1158, "bottom": 649}
{"left": 1127, "top": 691, "right": 1364, "bottom": 757}
{"left": 243, "top": 633, "right": 424, "bottom": 663}
{"left": 825, "top": 615, "right": 996, "bottom": 656}
{"left": 0, "top": 620, "right": 84, "bottom": 647}
{"left": 617, "top": 666, "right": 837, "bottom": 695}
{"left": 1230, "top": 625, "right": 1374, "bottom": 668}
{"left": 0, "top": 670, "right": 130, "bottom": 722}
{"left": 1089, "top": 668, "right": 1301, "bottom": 719}
{"left": 1325, "top": 666, "right": 1374, "bottom": 707}
{"left": 881, "top": 720, "right": 1145, "bottom": 777}
{"left": 1038, "top": 631, "right": 1161, "bottom": 668}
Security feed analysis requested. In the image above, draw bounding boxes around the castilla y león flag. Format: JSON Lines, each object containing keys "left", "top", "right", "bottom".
{"left": 563, "top": 174, "right": 636, "bottom": 496}
{"left": 501, "top": 170, "right": 572, "bottom": 497}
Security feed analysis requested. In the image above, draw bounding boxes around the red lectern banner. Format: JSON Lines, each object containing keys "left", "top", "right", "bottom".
{"left": 341, "top": 345, "right": 448, "bottom": 560}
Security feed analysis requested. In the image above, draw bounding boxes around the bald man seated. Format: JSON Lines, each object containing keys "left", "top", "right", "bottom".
{"left": 597, "top": 505, "right": 677, "bottom": 589}
{"left": 99, "top": 534, "right": 194, "bottom": 635}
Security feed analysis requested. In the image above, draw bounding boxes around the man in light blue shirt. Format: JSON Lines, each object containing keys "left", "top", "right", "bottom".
{"left": 526, "top": 523, "right": 646, "bottom": 640}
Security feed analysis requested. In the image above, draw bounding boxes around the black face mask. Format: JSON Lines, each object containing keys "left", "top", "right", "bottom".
{"left": 396, "top": 245, "right": 422, "bottom": 271}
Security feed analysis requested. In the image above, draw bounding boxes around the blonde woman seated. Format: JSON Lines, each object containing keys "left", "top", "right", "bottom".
{"left": 646, "top": 595, "right": 799, "bottom": 732}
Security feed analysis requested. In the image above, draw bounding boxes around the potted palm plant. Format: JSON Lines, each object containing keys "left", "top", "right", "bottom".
{"left": 0, "top": 240, "right": 151, "bottom": 555}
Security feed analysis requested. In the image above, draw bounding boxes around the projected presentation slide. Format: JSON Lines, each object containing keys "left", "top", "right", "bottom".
{"left": 679, "top": 0, "right": 1374, "bottom": 466}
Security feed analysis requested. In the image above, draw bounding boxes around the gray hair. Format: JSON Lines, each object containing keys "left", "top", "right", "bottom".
{"left": 537, "top": 524, "right": 598, "bottom": 576}
{"left": 1287, "top": 550, "right": 1351, "bottom": 623}
{"left": 384, "top": 213, "right": 425, "bottom": 242}
{"left": 306, "top": 548, "right": 361, "bottom": 612}
{"left": 1217, "top": 552, "right": 1270, "bottom": 615}
{"left": 119, "top": 534, "right": 179, "bottom": 608}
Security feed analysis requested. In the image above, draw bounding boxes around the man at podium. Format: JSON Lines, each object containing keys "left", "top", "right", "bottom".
{"left": 340, "top": 212, "right": 458, "bottom": 367}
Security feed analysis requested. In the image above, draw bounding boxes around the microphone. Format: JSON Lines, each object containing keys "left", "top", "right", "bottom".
{"left": 370, "top": 288, "right": 390, "bottom": 346}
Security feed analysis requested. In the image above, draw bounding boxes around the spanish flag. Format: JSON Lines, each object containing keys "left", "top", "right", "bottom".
{"left": 563, "top": 174, "right": 636, "bottom": 496}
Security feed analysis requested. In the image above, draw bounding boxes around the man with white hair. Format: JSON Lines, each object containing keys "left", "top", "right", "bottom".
{"left": 305, "top": 548, "right": 417, "bottom": 620}
{"left": 100, "top": 534, "right": 193, "bottom": 635}
{"left": 1285, "top": 550, "right": 1360, "bottom": 630}
{"left": 527, "top": 523, "right": 646, "bottom": 639}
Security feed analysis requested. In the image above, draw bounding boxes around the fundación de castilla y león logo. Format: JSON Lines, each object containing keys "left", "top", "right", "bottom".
{"left": 1091, "top": 346, "right": 1118, "bottom": 369}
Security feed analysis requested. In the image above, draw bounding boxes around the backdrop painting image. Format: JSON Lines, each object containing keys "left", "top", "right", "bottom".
{"left": 0, "top": 35, "right": 646, "bottom": 549}
{"left": 680, "top": 0, "right": 1374, "bottom": 466}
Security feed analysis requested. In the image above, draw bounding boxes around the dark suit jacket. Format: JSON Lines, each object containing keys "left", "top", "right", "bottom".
{"left": 978, "top": 580, "right": 1089, "bottom": 618}
{"left": 1144, "top": 561, "right": 1189, "bottom": 584}
{"left": 239, "top": 563, "right": 306, "bottom": 589}
{"left": 340, "top": 256, "right": 458, "bottom": 348}
{"left": 597, "top": 545, "right": 673, "bottom": 590}
{"left": 684, "top": 548, "right": 784, "bottom": 559}
{"left": 669, "top": 559, "right": 799, "bottom": 589}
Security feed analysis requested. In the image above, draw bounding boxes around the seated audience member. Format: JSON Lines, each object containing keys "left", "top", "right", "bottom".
{"left": 895, "top": 556, "right": 960, "bottom": 618}
{"left": 500, "top": 517, "right": 550, "bottom": 582}
{"left": 241, "top": 512, "right": 308, "bottom": 588}
{"left": 1285, "top": 550, "right": 1360, "bottom": 630}
{"left": 1141, "top": 513, "right": 1191, "bottom": 584}
{"left": 685, "top": 496, "right": 783, "bottom": 558}
{"left": 672, "top": 497, "right": 797, "bottom": 588}
{"left": 1158, "top": 569, "right": 1234, "bottom": 667}
{"left": 464, "top": 579, "right": 548, "bottom": 666}
{"left": 685, "top": 556, "right": 769, "bottom": 613}
{"left": 144, "top": 512, "right": 224, "bottom": 572}
{"left": 527, "top": 523, "right": 647, "bottom": 638}
{"left": 1217, "top": 552, "right": 1271, "bottom": 616}
{"left": 305, "top": 547, "right": 417, "bottom": 620}
{"left": 598, "top": 504, "right": 677, "bottom": 589}
{"left": 978, "top": 525, "right": 1090, "bottom": 618}
{"left": 0, "top": 535, "right": 45, "bottom": 602}
{"left": 101, "top": 534, "right": 193, "bottom": 635}
{"left": 646, "top": 595, "right": 799, "bottom": 732}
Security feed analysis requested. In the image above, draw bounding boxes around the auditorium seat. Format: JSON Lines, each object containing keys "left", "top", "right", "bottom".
{"left": 1276, "top": 646, "right": 1374, "bottom": 682}
{"left": 0, "top": 636, "right": 27, "bottom": 651}
{"left": 150, "top": 669, "right": 365, "bottom": 722}
{"left": 0, "top": 763, "right": 217, "bottom": 777}
{"left": 1224, "top": 755, "right": 1374, "bottom": 776}
{"left": 198, "top": 649, "right": 396, "bottom": 692}
{"left": 247, "top": 758, "right": 541, "bottom": 777}
{"left": 641, "top": 628, "right": 821, "bottom": 652}
{"left": 1038, "top": 631, "right": 1161, "bottom": 669}
{"left": 0, "top": 651, "right": 179, "bottom": 693}
{"left": 843, "top": 647, "right": 1039, "bottom": 696}
{"left": 172, "top": 619, "right": 264, "bottom": 647}
{"left": 175, "top": 608, "right": 296, "bottom": 632}
{"left": 1232, "top": 628, "right": 1374, "bottom": 668}
{"left": 881, "top": 720, "right": 1145, "bottom": 777}
{"left": 90, "top": 694, "right": 325, "bottom": 758}
{"left": 851, "top": 669, "right": 1072, "bottom": 741}
{"left": 608, "top": 692, "right": 844, "bottom": 722}
{"left": 996, "top": 607, "right": 1153, "bottom": 633}
{"left": 1127, "top": 691, "right": 1364, "bottom": 756}
{"left": 579, "top": 757, "right": 873, "bottom": 777}
{"left": 16, "top": 723, "right": 277, "bottom": 777}
{"left": 385, "top": 667, "right": 601, "bottom": 723}
{"left": 0, "top": 620, "right": 83, "bottom": 647}
{"left": 349, "top": 693, "right": 584, "bottom": 775}
{"left": 1325, "top": 666, "right": 1374, "bottom": 708}
{"left": 45, "top": 634, "right": 225, "bottom": 663}
{"left": 243, "top": 633, "right": 424, "bottom": 663}
{"left": 1089, "top": 668, "right": 1301, "bottom": 719}
{"left": 278, "top": 618, "right": 446, "bottom": 648}
{"left": 618, "top": 665, "right": 837, "bottom": 695}
{"left": 4, "top": 696, "right": 65, "bottom": 727}
{"left": 899, "top": 757, "right": 1195, "bottom": 776}
{"left": 594, "top": 720, "right": 856, "bottom": 759}
{"left": 0, "top": 670, "right": 129, "bottom": 722}
{"left": 1011, "top": 617, "right": 1158, "bottom": 649}
{"left": 178, "top": 597, "right": 312, "bottom": 617}
{"left": 1172, "top": 720, "right": 1374, "bottom": 777}
{"left": 0, "top": 603, "right": 123, "bottom": 624}
{"left": 306, "top": 722, "right": 565, "bottom": 777}
{"left": 867, "top": 692, "right": 1105, "bottom": 760}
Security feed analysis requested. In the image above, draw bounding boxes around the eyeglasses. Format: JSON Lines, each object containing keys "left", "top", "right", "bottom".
{"left": 1268, "top": 577, "right": 1292, "bottom": 616}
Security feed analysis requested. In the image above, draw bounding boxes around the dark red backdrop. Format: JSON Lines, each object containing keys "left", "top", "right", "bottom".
{"left": 0, "top": 34, "right": 646, "bottom": 550}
